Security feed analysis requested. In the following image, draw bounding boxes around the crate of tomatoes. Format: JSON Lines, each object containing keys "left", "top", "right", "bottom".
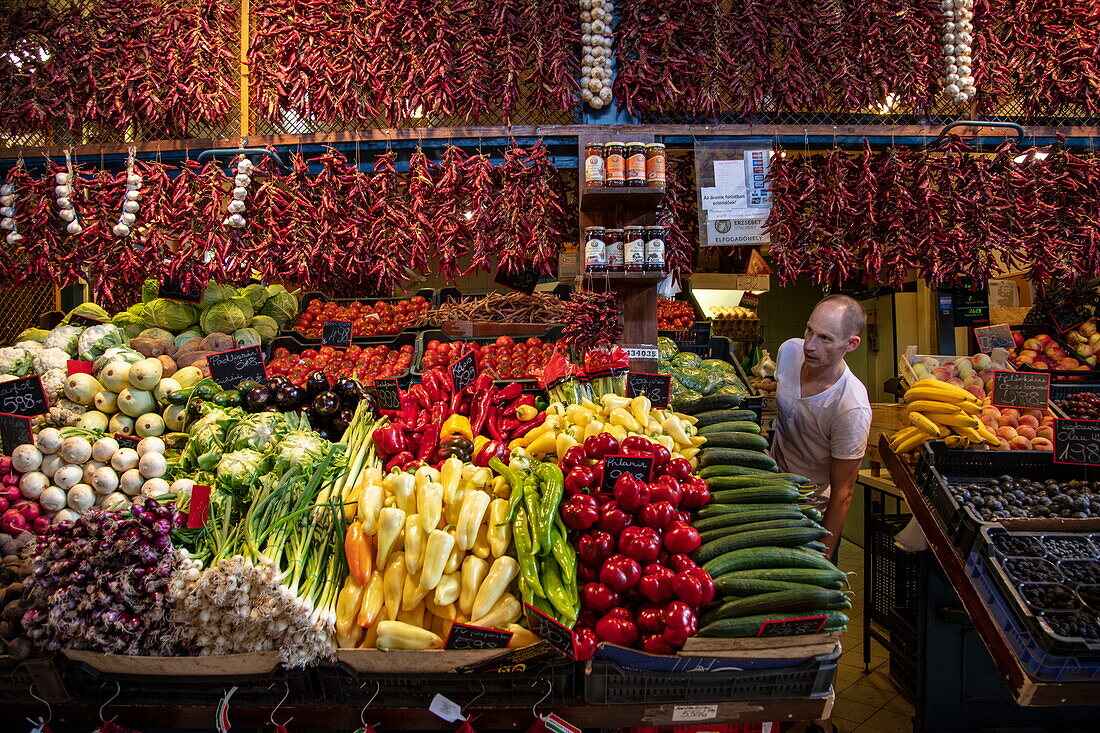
{"left": 290, "top": 290, "right": 434, "bottom": 340}
{"left": 266, "top": 333, "right": 418, "bottom": 387}
{"left": 416, "top": 330, "right": 568, "bottom": 382}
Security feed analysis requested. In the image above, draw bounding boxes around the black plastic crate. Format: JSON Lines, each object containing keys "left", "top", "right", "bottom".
{"left": 869, "top": 515, "right": 920, "bottom": 627}
{"left": 917, "top": 441, "right": 1095, "bottom": 557}
{"left": 584, "top": 649, "right": 838, "bottom": 705}
{"left": 887, "top": 609, "right": 917, "bottom": 701}
{"left": 412, "top": 327, "right": 565, "bottom": 379}
{"left": 266, "top": 332, "right": 420, "bottom": 386}
{"left": 317, "top": 658, "right": 578, "bottom": 707}
{"left": 660, "top": 321, "right": 712, "bottom": 346}
{"left": 0, "top": 656, "right": 70, "bottom": 704}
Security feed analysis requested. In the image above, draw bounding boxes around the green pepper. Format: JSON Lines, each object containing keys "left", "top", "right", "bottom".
{"left": 491, "top": 457, "right": 527, "bottom": 523}
{"left": 550, "top": 515, "right": 577, "bottom": 587}
{"left": 522, "top": 475, "right": 543, "bottom": 556}
{"left": 213, "top": 389, "right": 241, "bottom": 408}
{"left": 540, "top": 557, "right": 576, "bottom": 624}
{"left": 513, "top": 507, "right": 545, "bottom": 603}
{"left": 533, "top": 463, "right": 564, "bottom": 552}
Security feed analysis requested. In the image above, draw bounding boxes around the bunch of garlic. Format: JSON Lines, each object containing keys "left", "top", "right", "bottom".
{"left": 224, "top": 158, "right": 253, "bottom": 229}
{"left": 580, "top": 0, "right": 614, "bottom": 110}
{"left": 940, "top": 0, "right": 976, "bottom": 103}
{"left": 113, "top": 163, "right": 142, "bottom": 238}
{"left": 54, "top": 169, "right": 82, "bottom": 236}
{"left": 0, "top": 183, "right": 21, "bottom": 245}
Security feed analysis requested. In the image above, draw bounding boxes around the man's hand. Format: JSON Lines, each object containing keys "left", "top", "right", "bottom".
{"left": 822, "top": 457, "right": 862, "bottom": 557}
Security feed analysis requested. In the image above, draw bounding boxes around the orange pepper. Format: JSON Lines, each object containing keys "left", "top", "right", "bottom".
{"left": 345, "top": 521, "right": 371, "bottom": 585}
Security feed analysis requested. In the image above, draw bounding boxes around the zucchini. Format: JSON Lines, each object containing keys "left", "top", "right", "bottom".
{"left": 699, "top": 432, "right": 770, "bottom": 452}
{"left": 693, "top": 507, "right": 807, "bottom": 531}
{"left": 699, "top": 611, "right": 849, "bottom": 638}
{"left": 716, "top": 577, "right": 843, "bottom": 596}
{"left": 698, "top": 421, "right": 762, "bottom": 436}
{"left": 709, "top": 588, "right": 848, "bottom": 619}
{"left": 694, "top": 527, "right": 829, "bottom": 564}
{"left": 705, "top": 475, "right": 797, "bottom": 490}
{"left": 699, "top": 448, "right": 778, "bottom": 472}
{"left": 710, "top": 485, "right": 805, "bottom": 504}
{"left": 698, "top": 465, "right": 778, "bottom": 479}
{"left": 716, "top": 567, "right": 846, "bottom": 587}
{"left": 673, "top": 395, "right": 747, "bottom": 415}
{"left": 703, "top": 547, "right": 839, "bottom": 575}
{"left": 698, "top": 518, "right": 816, "bottom": 544}
{"left": 694, "top": 409, "right": 760, "bottom": 428}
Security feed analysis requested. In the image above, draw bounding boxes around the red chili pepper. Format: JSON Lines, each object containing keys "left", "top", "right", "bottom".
{"left": 384, "top": 451, "right": 415, "bottom": 473}
{"left": 509, "top": 412, "right": 547, "bottom": 440}
{"left": 417, "top": 423, "right": 440, "bottom": 462}
{"left": 469, "top": 384, "right": 497, "bottom": 437}
{"left": 492, "top": 382, "right": 524, "bottom": 404}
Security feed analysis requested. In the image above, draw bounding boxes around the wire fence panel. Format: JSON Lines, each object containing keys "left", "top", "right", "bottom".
{"left": 0, "top": 282, "right": 55, "bottom": 344}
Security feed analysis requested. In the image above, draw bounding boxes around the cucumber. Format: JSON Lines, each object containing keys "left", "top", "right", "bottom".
{"left": 699, "top": 448, "right": 778, "bottom": 471}
{"left": 698, "top": 465, "right": 778, "bottom": 479}
{"left": 706, "top": 477, "right": 804, "bottom": 492}
{"left": 694, "top": 409, "right": 760, "bottom": 428}
{"left": 703, "top": 547, "right": 840, "bottom": 575}
{"left": 698, "top": 421, "right": 762, "bottom": 436}
{"left": 803, "top": 508, "right": 823, "bottom": 522}
{"left": 716, "top": 567, "right": 847, "bottom": 586}
{"left": 694, "top": 527, "right": 829, "bottom": 564}
{"left": 710, "top": 485, "right": 805, "bottom": 504}
{"left": 716, "top": 577, "right": 843, "bottom": 596}
{"left": 709, "top": 588, "right": 849, "bottom": 619}
{"left": 673, "top": 395, "right": 748, "bottom": 415}
{"left": 804, "top": 540, "right": 829, "bottom": 553}
{"left": 693, "top": 508, "right": 807, "bottom": 531}
{"left": 697, "top": 503, "right": 807, "bottom": 519}
{"left": 698, "top": 518, "right": 816, "bottom": 544}
{"left": 699, "top": 611, "right": 849, "bottom": 638}
{"left": 699, "top": 432, "right": 770, "bottom": 452}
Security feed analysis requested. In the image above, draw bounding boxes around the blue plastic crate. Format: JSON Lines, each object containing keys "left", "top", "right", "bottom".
{"left": 966, "top": 549, "right": 1100, "bottom": 682}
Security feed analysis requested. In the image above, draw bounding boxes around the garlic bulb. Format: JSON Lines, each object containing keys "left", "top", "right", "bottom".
{"left": 59, "top": 208, "right": 76, "bottom": 222}
{"left": 54, "top": 172, "right": 70, "bottom": 185}
{"left": 940, "top": 0, "right": 976, "bottom": 101}
{"left": 66, "top": 221, "right": 82, "bottom": 235}
{"left": 115, "top": 152, "right": 141, "bottom": 238}
{"left": 54, "top": 185, "right": 71, "bottom": 198}
{"left": 123, "top": 200, "right": 140, "bottom": 214}
{"left": 6, "top": 232, "right": 22, "bottom": 244}
{"left": 120, "top": 212, "right": 136, "bottom": 226}
{"left": 579, "top": 0, "right": 614, "bottom": 112}
{"left": 227, "top": 199, "right": 246, "bottom": 214}
{"left": 125, "top": 189, "right": 141, "bottom": 202}
{"left": 113, "top": 223, "right": 131, "bottom": 237}
{"left": 226, "top": 213, "right": 246, "bottom": 228}
{"left": 226, "top": 159, "right": 253, "bottom": 228}
{"left": 127, "top": 173, "right": 142, "bottom": 187}
{"left": 0, "top": 218, "right": 14, "bottom": 230}
{"left": 55, "top": 157, "right": 82, "bottom": 235}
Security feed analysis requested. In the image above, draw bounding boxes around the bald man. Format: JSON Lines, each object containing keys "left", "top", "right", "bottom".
{"left": 772, "top": 295, "right": 871, "bottom": 560}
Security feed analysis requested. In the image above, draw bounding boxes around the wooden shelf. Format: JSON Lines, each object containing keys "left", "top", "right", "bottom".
{"left": 582, "top": 270, "right": 667, "bottom": 285}
{"left": 580, "top": 186, "right": 666, "bottom": 212}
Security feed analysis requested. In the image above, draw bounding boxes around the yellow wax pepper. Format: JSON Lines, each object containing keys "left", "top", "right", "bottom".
{"left": 440, "top": 457, "right": 463, "bottom": 506}
{"left": 344, "top": 522, "right": 371, "bottom": 585}
{"left": 404, "top": 515, "right": 425, "bottom": 575}
{"left": 440, "top": 414, "right": 474, "bottom": 442}
{"left": 419, "top": 528, "right": 456, "bottom": 592}
{"left": 433, "top": 571, "right": 461, "bottom": 606}
{"left": 335, "top": 575, "right": 365, "bottom": 641}
{"left": 376, "top": 507, "right": 406, "bottom": 568}
{"left": 456, "top": 490, "right": 491, "bottom": 550}
{"left": 459, "top": 556, "right": 489, "bottom": 616}
{"left": 471, "top": 593, "right": 522, "bottom": 629}
{"left": 472, "top": 556, "right": 519, "bottom": 620}
{"left": 417, "top": 480, "right": 444, "bottom": 533}
{"left": 357, "top": 571, "right": 384, "bottom": 628}
{"left": 382, "top": 552, "right": 406, "bottom": 621}
{"left": 486, "top": 499, "right": 511, "bottom": 557}
{"left": 376, "top": 620, "right": 442, "bottom": 650}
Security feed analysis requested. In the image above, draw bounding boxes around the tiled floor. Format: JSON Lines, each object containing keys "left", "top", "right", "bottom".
{"left": 790, "top": 543, "right": 916, "bottom": 733}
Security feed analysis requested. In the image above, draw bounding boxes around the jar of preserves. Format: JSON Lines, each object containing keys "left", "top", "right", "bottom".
{"left": 584, "top": 226, "right": 607, "bottom": 272}
{"left": 604, "top": 141, "right": 626, "bottom": 187}
{"left": 645, "top": 143, "right": 666, "bottom": 188}
{"left": 644, "top": 225, "right": 666, "bottom": 272}
{"left": 624, "top": 226, "right": 646, "bottom": 272}
{"left": 626, "top": 143, "right": 647, "bottom": 187}
{"left": 605, "top": 228, "right": 625, "bottom": 272}
{"left": 584, "top": 143, "right": 605, "bottom": 188}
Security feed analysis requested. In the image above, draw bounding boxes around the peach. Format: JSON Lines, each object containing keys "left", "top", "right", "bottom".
{"left": 1037, "top": 425, "right": 1054, "bottom": 440}
{"left": 1023, "top": 338, "right": 1043, "bottom": 351}
{"left": 996, "top": 426, "right": 1018, "bottom": 440}
{"left": 1010, "top": 436, "right": 1033, "bottom": 450}
{"left": 1046, "top": 345, "right": 1067, "bottom": 360}
{"left": 1000, "top": 414, "right": 1019, "bottom": 428}
{"left": 996, "top": 438, "right": 1011, "bottom": 451}
{"left": 973, "top": 353, "right": 993, "bottom": 370}
{"left": 1019, "top": 414, "right": 1039, "bottom": 428}
{"left": 921, "top": 357, "right": 940, "bottom": 370}
{"left": 947, "top": 377, "right": 965, "bottom": 388}
{"left": 1031, "top": 437, "right": 1054, "bottom": 451}
{"left": 966, "top": 385, "right": 986, "bottom": 400}
{"left": 1016, "top": 425, "right": 1036, "bottom": 440}
{"left": 1040, "top": 417, "right": 1056, "bottom": 428}
{"left": 1031, "top": 361, "right": 1049, "bottom": 370}
{"left": 980, "top": 414, "right": 999, "bottom": 429}
{"left": 964, "top": 375, "right": 984, "bottom": 388}
{"left": 932, "top": 366, "right": 952, "bottom": 381}
{"left": 1036, "top": 334, "right": 1053, "bottom": 347}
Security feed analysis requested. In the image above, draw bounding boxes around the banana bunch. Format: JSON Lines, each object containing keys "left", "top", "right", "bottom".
{"left": 890, "top": 380, "right": 998, "bottom": 454}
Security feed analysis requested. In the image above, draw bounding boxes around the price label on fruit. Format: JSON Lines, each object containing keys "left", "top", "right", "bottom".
{"left": 1053, "top": 419, "right": 1100, "bottom": 465}
{"left": 602, "top": 454, "right": 654, "bottom": 491}
{"left": 207, "top": 345, "right": 267, "bottom": 390}
{"left": 0, "top": 376, "right": 49, "bottom": 417}
{"left": 321, "top": 320, "right": 353, "bottom": 348}
{"left": 626, "top": 372, "right": 671, "bottom": 409}
{"left": 444, "top": 622, "right": 513, "bottom": 650}
{"left": 0, "top": 413, "right": 33, "bottom": 456}
{"left": 992, "top": 370, "right": 1049, "bottom": 411}
{"left": 450, "top": 351, "right": 477, "bottom": 393}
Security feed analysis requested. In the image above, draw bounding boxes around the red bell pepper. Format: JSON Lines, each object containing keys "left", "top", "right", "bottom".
{"left": 637, "top": 564, "right": 675, "bottom": 604}
{"left": 571, "top": 628, "right": 599, "bottom": 661}
{"left": 613, "top": 474, "right": 650, "bottom": 514}
{"left": 641, "top": 634, "right": 676, "bottom": 654}
{"left": 578, "top": 530, "right": 615, "bottom": 566}
{"left": 619, "top": 526, "right": 662, "bottom": 563}
{"left": 599, "top": 554, "right": 641, "bottom": 592}
{"left": 590, "top": 459, "right": 605, "bottom": 490}
{"left": 604, "top": 606, "right": 635, "bottom": 621}
{"left": 597, "top": 501, "right": 633, "bottom": 534}
{"left": 676, "top": 511, "right": 692, "bottom": 524}
{"left": 636, "top": 607, "right": 666, "bottom": 634}
{"left": 649, "top": 444, "right": 671, "bottom": 470}
{"left": 558, "top": 446, "right": 588, "bottom": 474}
{"left": 407, "top": 383, "right": 431, "bottom": 410}
{"left": 640, "top": 500, "right": 676, "bottom": 530}
{"left": 473, "top": 440, "right": 509, "bottom": 468}
{"left": 663, "top": 521, "right": 702, "bottom": 554}
{"left": 673, "top": 567, "right": 715, "bottom": 606}
{"left": 564, "top": 466, "right": 596, "bottom": 495}
{"left": 583, "top": 433, "right": 620, "bottom": 460}
{"left": 621, "top": 436, "right": 655, "bottom": 453}
{"left": 578, "top": 565, "right": 600, "bottom": 583}
{"left": 581, "top": 582, "right": 621, "bottom": 612}
{"left": 384, "top": 451, "right": 415, "bottom": 473}
{"left": 398, "top": 393, "right": 418, "bottom": 423}
{"left": 417, "top": 424, "right": 440, "bottom": 462}
{"left": 561, "top": 495, "right": 599, "bottom": 530}
{"left": 576, "top": 609, "right": 599, "bottom": 630}
{"left": 596, "top": 611, "right": 638, "bottom": 647}
{"left": 509, "top": 411, "right": 546, "bottom": 440}
{"left": 662, "top": 458, "right": 693, "bottom": 481}
{"left": 373, "top": 425, "right": 407, "bottom": 458}
{"left": 650, "top": 475, "right": 683, "bottom": 507}
{"left": 669, "top": 554, "right": 697, "bottom": 572}
{"left": 678, "top": 478, "right": 711, "bottom": 510}
{"left": 662, "top": 601, "right": 698, "bottom": 647}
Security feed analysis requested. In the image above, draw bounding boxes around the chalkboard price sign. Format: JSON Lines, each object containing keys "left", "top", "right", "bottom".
{"left": 0, "top": 376, "right": 49, "bottom": 417}
{"left": 114, "top": 433, "right": 140, "bottom": 449}
{"left": 493, "top": 263, "right": 541, "bottom": 295}
{"left": 0, "top": 413, "right": 33, "bottom": 456}
{"left": 445, "top": 622, "right": 514, "bottom": 650}
{"left": 1050, "top": 303, "right": 1084, "bottom": 333}
{"left": 322, "top": 320, "right": 353, "bottom": 348}
{"left": 207, "top": 345, "right": 267, "bottom": 390}
{"left": 524, "top": 603, "right": 575, "bottom": 658}
{"left": 373, "top": 378, "right": 401, "bottom": 412}
{"left": 626, "top": 372, "right": 671, "bottom": 409}
{"left": 450, "top": 351, "right": 478, "bottom": 393}
{"left": 602, "top": 453, "right": 654, "bottom": 492}
{"left": 1053, "top": 419, "right": 1100, "bottom": 465}
{"left": 757, "top": 615, "right": 828, "bottom": 637}
{"left": 992, "top": 370, "right": 1050, "bottom": 410}
{"left": 68, "top": 313, "right": 105, "bottom": 328}
{"left": 158, "top": 279, "right": 203, "bottom": 304}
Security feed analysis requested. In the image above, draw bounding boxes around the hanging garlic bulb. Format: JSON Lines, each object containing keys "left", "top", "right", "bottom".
{"left": 115, "top": 150, "right": 141, "bottom": 238}
{"left": 56, "top": 153, "right": 82, "bottom": 236}
{"left": 579, "top": 0, "right": 614, "bottom": 110}
{"left": 1, "top": 181, "right": 19, "bottom": 244}
{"left": 225, "top": 158, "right": 253, "bottom": 228}
{"left": 939, "top": 0, "right": 976, "bottom": 102}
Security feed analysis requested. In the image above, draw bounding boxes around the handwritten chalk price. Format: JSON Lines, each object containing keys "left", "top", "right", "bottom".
{"left": 322, "top": 320, "right": 353, "bottom": 348}
{"left": 626, "top": 372, "right": 671, "bottom": 409}
{"left": 1054, "top": 419, "right": 1100, "bottom": 465}
{"left": 992, "top": 370, "right": 1049, "bottom": 411}
{"left": 0, "top": 376, "right": 49, "bottom": 417}
{"left": 450, "top": 351, "right": 477, "bottom": 393}
{"left": 602, "top": 454, "right": 654, "bottom": 492}
{"left": 207, "top": 345, "right": 267, "bottom": 390}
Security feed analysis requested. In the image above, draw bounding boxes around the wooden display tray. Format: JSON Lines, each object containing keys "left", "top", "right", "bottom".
{"left": 680, "top": 632, "right": 841, "bottom": 660}
{"left": 440, "top": 320, "right": 561, "bottom": 338}
{"left": 62, "top": 650, "right": 281, "bottom": 676}
{"left": 336, "top": 648, "right": 515, "bottom": 673}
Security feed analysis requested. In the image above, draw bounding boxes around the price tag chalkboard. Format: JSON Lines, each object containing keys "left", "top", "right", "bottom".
{"left": 322, "top": 320, "right": 353, "bottom": 348}
{"left": 974, "top": 324, "right": 1016, "bottom": 353}
{"left": 756, "top": 614, "right": 827, "bottom": 637}
{"left": 524, "top": 603, "right": 575, "bottom": 659}
{"left": 626, "top": 372, "right": 671, "bottom": 409}
{"left": 187, "top": 485, "right": 212, "bottom": 528}
{"left": 1050, "top": 303, "right": 1083, "bottom": 333}
{"left": 68, "top": 313, "right": 105, "bottom": 328}
{"left": 207, "top": 345, "right": 267, "bottom": 390}
{"left": 0, "top": 376, "right": 49, "bottom": 417}
{"left": 493, "top": 263, "right": 541, "bottom": 295}
{"left": 445, "top": 622, "right": 513, "bottom": 650}
{"left": 0, "top": 413, "right": 33, "bottom": 456}
{"left": 602, "top": 454, "right": 654, "bottom": 492}
{"left": 454, "top": 640, "right": 560, "bottom": 674}
{"left": 450, "top": 351, "right": 477, "bottom": 393}
{"left": 158, "top": 279, "right": 203, "bottom": 304}
{"left": 992, "top": 370, "right": 1050, "bottom": 410}
{"left": 114, "top": 433, "right": 140, "bottom": 449}
{"left": 1054, "top": 419, "right": 1100, "bottom": 465}
{"left": 373, "top": 378, "right": 401, "bottom": 412}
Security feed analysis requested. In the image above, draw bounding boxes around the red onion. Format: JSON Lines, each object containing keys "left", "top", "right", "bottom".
{"left": 0, "top": 456, "right": 12, "bottom": 472}
{"left": 1, "top": 509, "right": 29, "bottom": 533}
{"left": 31, "top": 515, "right": 51, "bottom": 534}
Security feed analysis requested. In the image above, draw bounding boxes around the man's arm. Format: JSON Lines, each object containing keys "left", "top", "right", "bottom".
{"left": 822, "top": 457, "right": 862, "bottom": 556}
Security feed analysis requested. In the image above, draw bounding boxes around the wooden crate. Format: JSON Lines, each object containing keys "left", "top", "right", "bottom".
{"left": 867, "top": 402, "right": 907, "bottom": 474}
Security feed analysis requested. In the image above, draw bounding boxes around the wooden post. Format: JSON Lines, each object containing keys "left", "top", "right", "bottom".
{"left": 239, "top": 0, "right": 251, "bottom": 137}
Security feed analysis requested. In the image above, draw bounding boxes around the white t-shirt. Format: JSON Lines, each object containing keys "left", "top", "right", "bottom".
{"left": 771, "top": 338, "right": 871, "bottom": 510}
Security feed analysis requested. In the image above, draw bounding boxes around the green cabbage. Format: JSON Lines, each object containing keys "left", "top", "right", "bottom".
{"left": 249, "top": 315, "right": 278, "bottom": 342}
{"left": 227, "top": 411, "right": 289, "bottom": 452}
{"left": 139, "top": 327, "right": 175, "bottom": 342}
{"left": 715, "top": 384, "right": 749, "bottom": 397}
{"left": 701, "top": 358, "right": 736, "bottom": 375}
{"left": 112, "top": 312, "right": 146, "bottom": 339}
{"left": 63, "top": 302, "right": 110, "bottom": 325}
{"left": 230, "top": 296, "right": 255, "bottom": 321}
{"left": 240, "top": 283, "right": 269, "bottom": 310}
{"left": 216, "top": 448, "right": 271, "bottom": 491}
{"left": 144, "top": 299, "right": 199, "bottom": 332}
{"left": 259, "top": 291, "right": 297, "bottom": 327}
{"left": 199, "top": 281, "right": 235, "bottom": 310}
{"left": 673, "top": 367, "right": 710, "bottom": 393}
{"left": 200, "top": 301, "right": 249, "bottom": 334}
{"left": 127, "top": 303, "right": 147, "bottom": 320}
{"left": 670, "top": 351, "right": 703, "bottom": 369}
{"left": 16, "top": 328, "right": 49, "bottom": 344}
{"left": 233, "top": 327, "right": 262, "bottom": 348}
{"left": 175, "top": 330, "right": 204, "bottom": 350}
{"left": 141, "top": 278, "right": 159, "bottom": 304}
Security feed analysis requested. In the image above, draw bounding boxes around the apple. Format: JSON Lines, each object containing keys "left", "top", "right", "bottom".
{"left": 1012, "top": 332, "right": 1025, "bottom": 348}
{"left": 1010, "top": 436, "right": 1033, "bottom": 450}
{"left": 973, "top": 353, "right": 993, "bottom": 371}
{"left": 932, "top": 366, "right": 952, "bottom": 381}
{"left": 1023, "top": 338, "right": 1043, "bottom": 351}
{"left": 912, "top": 363, "right": 929, "bottom": 377}
{"left": 921, "top": 357, "right": 940, "bottom": 370}
{"left": 1031, "top": 437, "right": 1054, "bottom": 451}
